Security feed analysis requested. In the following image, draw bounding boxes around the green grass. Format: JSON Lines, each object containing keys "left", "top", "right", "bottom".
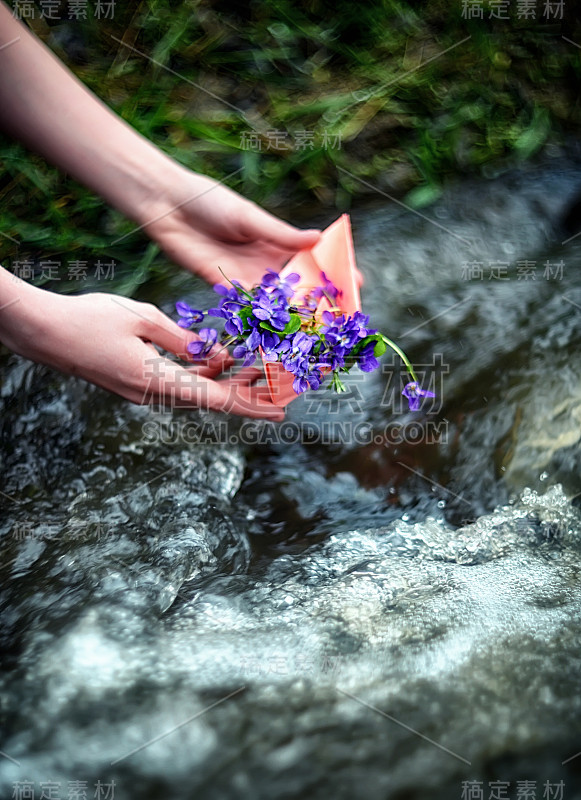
{"left": 0, "top": 0, "right": 579, "bottom": 294}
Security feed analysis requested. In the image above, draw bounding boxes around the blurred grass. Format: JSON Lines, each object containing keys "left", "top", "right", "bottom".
{"left": 0, "top": 0, "right": 580, "bottom": 294}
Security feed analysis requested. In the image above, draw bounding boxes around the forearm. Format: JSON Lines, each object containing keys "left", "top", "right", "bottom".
{"left": 0, "top": 2, "right": 179, "bottom": 225}
{"left": 0, "top": 264, "right": 34, "bottom": 310}
{"left": 0, "top": 265, "right": 44, "bottom": 354}
{"left": 0, "top": 2, "right": 320, "bottom": 288}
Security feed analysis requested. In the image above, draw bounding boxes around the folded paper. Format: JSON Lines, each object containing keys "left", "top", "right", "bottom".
{"left": 264, "top": 214, "right": 362, "bottom": 407}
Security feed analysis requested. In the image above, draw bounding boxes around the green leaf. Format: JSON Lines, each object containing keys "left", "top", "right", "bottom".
{"left": 259, "top": 320, "right": 280, "bottom": 333}
{"left": 352, "top": 333, "right": 380, "bottom": 357}
{"left": 259, "top": 314, "right": 301, "bottom": 335}
{"left": 238, "top": 306, "right": 254, "bottom": 330}
{"left": 373, "top": 339, "right": 387, "bottom": 357}
{"left": 283, "top": 314, "right": 302, "bottom": 335}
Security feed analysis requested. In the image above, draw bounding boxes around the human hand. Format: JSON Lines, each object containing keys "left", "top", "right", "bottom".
{"left": 139, "top": 166, "right": 321, "bottom": 287}
{"left": 0, "top": 10, "right": 318, "bottom": 291}
{"left": 0, "top": 277, "right": 284, "bottom": 420}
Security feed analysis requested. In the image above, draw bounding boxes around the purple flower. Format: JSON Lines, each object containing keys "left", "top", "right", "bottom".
{"left": 176, "top": 301, "right": 204, "bottom": 328}
{"left": 187, "top": 328, "right": 218, "bottom": 359}
{"left": 299, "top": 271, "right": 341, "bottom": 311}
{"left": 402, "top": 382, "right": 436, "bottom": 411}
{"left": 357, "top": 342, "right": 380, "bottom": 373}
{"left": 275, "top": 332, "right": 324, "bottom": 394}
{"left": 213, "top": 283, "right": 241, "bottom": 301}
{"left": 292, "top": 374, "right": 310, "bottom": 394}
{"left": 261, "top": 269, "right": 300, "bottom": 299}
{"left": 314, "top": 271, "right": 341, "bottom": 302}
{"left": 260, "top": 330, "right": 282, "bottom": 361}
{"left": 321, "top": 311, "right": 370, "bottom": 349}
{"left": 318, "top": 350, "right": 345, "bottom": 371}
{"left": 206, "top": 282, "right": 251, "bottom": 336}
{"left": 251, "top": 289, "right": 290, "bottom": 331}
{"left": 278, "top": 332, "right": 314, "bottom": 372}
{"left": 232, "top": 344, "right": 256, "bottom": 367}
{"left": 232, "top": 327, "right": 261, "bottom": 367}
{"left": 208, "top": 304, "right": 245, "bottom": 336}
{"left": 225, "top": 315, "right": 245, "bottom": 336}
{"left": 173, "top": 269, "right": 424, "bottom": 403}
{"left": 304, "top": 356, "right": 326, "bottom": 390}
{"left": 319, "top": 311, "right": 372, "bottom": 371}
{"left": 290, "top": 356, "right": 324, "bottom": 394}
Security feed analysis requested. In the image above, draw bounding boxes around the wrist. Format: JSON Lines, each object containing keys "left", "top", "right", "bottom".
{"left": 0, "top": 267, "right": 51, "bottom": 354}
{"left": 128, "top": 161, "right": 218, "bottom": 240}
{"left": 0, "top": 265, "right": 36, "bottom": 318}
{"left": 102, "top": 142, "right": 187, "bottom": 228}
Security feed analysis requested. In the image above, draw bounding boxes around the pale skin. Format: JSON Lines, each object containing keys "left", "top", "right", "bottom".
{"left": 0, "top": 2, "right": 321, "bottom": 418}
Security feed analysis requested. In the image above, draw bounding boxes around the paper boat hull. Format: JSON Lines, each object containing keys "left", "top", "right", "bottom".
{"left": 264, "top": 213, "right": 362, "bottom": 407}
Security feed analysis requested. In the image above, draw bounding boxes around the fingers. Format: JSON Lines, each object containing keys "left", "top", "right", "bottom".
{"left": 185, "top": 345, "right": 234, "bottom": 377}
{"left": 223, "top": 366, "right": 264, "bottom": 385}
{"left": 214, "top": 374, "right": 283, "bottom": 418}
{"left": 243, "top": 206, "right": 321, "bottom": 252}
{"left": 123, "top": 298, "right": 233, "bottom": 372}
{"left": 137, "top": 350, "right": 284, "bottom": 420}
{"left": 209, "top": 371, "right": 285, "bottom": 420}
{"left": 187, "top": 358, "right": 230, "bottom": 379}
{"left": 111, "top": 297, "right": 190, "bottom": 357}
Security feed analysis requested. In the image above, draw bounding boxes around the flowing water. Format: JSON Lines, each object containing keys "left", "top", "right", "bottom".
{"left": 3, "top": 151, "right": 581, "bottom": 799}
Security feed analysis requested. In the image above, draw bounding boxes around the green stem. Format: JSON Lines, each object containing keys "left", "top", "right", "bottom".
{"left": 380, "top": 335, "right": 418, "bottom": 382}
{"left": 209, "top": 334, "right": 237, "bottom": 360}
{"left": 331, "top": 371, "right": 347, "bottom": 393}
{"left": 218, "top": 266, "right": 254, "bottom": 301}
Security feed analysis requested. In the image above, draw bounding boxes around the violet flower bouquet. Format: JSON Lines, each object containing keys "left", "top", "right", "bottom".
{"left": 176, "top": 268, "right": 434, "bottom": 411}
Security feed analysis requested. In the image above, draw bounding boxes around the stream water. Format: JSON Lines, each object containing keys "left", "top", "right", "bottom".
{"left": 2, "top": 151, "right": 581, "bottom": 799}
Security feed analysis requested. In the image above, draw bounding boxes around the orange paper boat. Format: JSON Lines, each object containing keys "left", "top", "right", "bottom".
{"left": 263, "top": 214, "right": 362, "bottom": 407}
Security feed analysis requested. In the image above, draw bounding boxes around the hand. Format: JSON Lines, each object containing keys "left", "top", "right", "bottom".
{"left": 0, "top": 8, "right": 320, "bottom": 290}
{"left": 141, "top": 167, "right": 321, "bottom": 287}
{"left": 0, "top": 278, "right": 285, "bottom": 420}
